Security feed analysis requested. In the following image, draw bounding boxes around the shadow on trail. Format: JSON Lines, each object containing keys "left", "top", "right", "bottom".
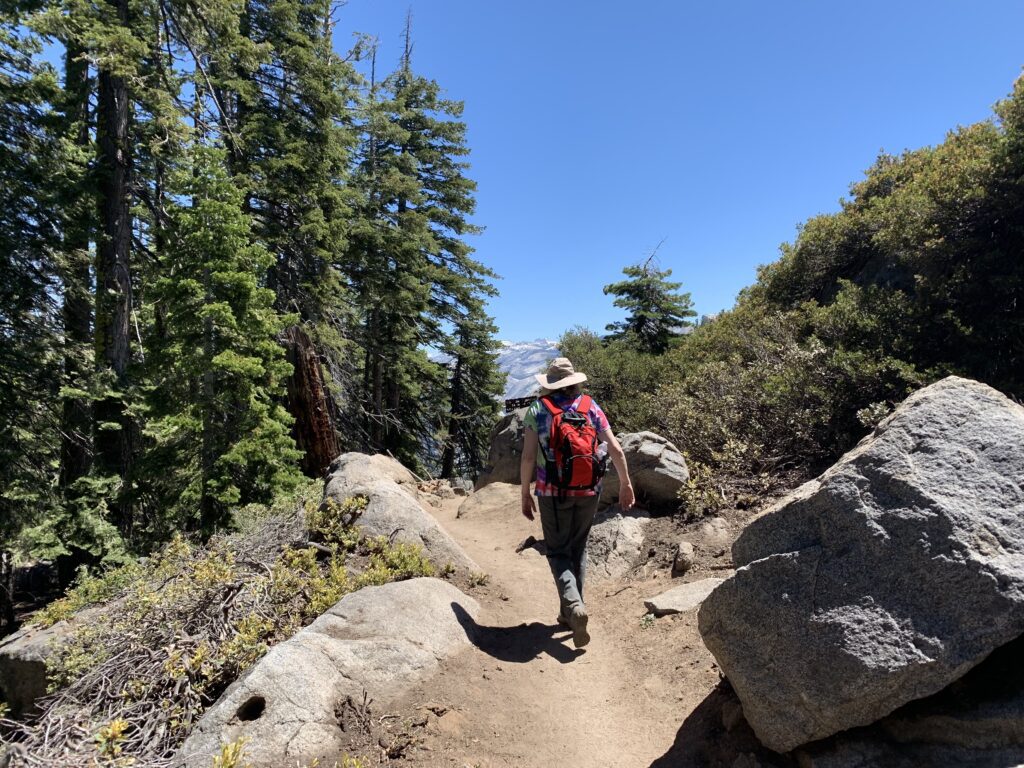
{"left": 451, "top": 602, "right": 584, "bottom": 665}
{"left": 649, "top": 681, "right": 776, "bottom": 768}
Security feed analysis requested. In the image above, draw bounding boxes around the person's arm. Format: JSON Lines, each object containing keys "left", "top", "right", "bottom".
{"left": 520, "top": 426, "right": 539, "bottom": 520}
{"left": 600, "top": 428, "right": 635, "bottom": 511}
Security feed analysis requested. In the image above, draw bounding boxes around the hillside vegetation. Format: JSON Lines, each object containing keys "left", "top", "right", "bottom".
{"left": 564, "top": 74, "right": 1024, "bottom": 515}
{"left": 0, "top": 0, "right": 504, "bottom": 630}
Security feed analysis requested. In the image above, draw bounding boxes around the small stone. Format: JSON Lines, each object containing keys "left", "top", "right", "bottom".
{"left": 673, "top": 541, "right": 696, "bottom": 574}
{"left": 643, "top": 578, "right": 724, "bottom": 616}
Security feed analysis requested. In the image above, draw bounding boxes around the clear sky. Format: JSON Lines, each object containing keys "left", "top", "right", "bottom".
{"left": 335, "top": 1, "right": 1024, "bottom": 342}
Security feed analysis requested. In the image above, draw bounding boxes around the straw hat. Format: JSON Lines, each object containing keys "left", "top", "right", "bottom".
{"left": 534, "top": 357, "right": 588, "bottom": 390}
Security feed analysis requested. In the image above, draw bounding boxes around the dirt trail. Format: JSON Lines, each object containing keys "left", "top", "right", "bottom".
{"left": 389, "top": 495, "right": 726, "bottom": 768}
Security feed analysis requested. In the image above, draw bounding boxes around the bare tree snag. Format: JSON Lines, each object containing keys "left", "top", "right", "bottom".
{"left": 283, "top": 325, "right": 340, "bottom": 477}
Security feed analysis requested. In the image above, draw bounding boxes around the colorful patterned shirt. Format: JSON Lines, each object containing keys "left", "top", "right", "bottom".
{"left": 523, "top": 393, "right": 611, "bottom": 497}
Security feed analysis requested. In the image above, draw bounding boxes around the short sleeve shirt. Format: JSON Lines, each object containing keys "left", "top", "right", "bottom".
{"left": 523, "top": 393, "right": 611, "bottom": 496}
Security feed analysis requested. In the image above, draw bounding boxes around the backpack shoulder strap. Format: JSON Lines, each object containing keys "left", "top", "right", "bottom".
{"left": 540, "top": 396, "right": 562, "bottom": 415}
{"left": 576, "top": 395, "right": 592, "bottom": 415}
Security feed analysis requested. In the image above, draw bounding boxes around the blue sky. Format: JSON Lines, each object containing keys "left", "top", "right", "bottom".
{"left": 341, "top": 2, "right": 1024, "bottom": 342}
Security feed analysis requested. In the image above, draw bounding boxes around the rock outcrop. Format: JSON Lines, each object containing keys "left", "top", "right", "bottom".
{"left": 600, "top": 431, "right": 688, "bottom": 507}
{"left": 474, "top": 408, "right": 528, "bottom": 489}
{"left": 178, "top": 578, "right": 479, "bottom": 768}
{"left": 456, "top": 482, "right": 519, "bottom": 520}
{"left": 322, "top": 453, "right": 478, "bottom": 573}
{"left": 699, "top": 377, "right": 1024, "bottom": 753}
{"left": 0, "top": 625, "right": 58, "bottom": 717}
{"left": 0, "top": 606, "right": 104, "bottom": 716}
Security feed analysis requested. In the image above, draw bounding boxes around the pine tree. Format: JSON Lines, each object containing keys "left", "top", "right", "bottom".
{"left": 603, "top": 257, "right": 696, "bottom": 353}
{"left": 439, "top": 297, "right": 503, "bottom": 479}
{"left": 0, "top": 6, "right": 64, "bottom": 626}
{"left": 143, "top": 144, "right": 301, "bottom": 535}
{"left": 348, "top": 32, "right": 502, "bottom": 468}
{"left": 232, "top": 0, "right": 361, "bottom": 474}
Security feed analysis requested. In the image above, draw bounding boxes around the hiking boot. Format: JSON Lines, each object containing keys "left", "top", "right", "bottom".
{"left": 556, "top": 612, "right": 571, "bottom": 628}
{"left": 567, "top": 605, "right": 590, "bottom": 648}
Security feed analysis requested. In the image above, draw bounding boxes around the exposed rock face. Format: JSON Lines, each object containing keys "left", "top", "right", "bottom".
{"left": 797, "top": 634, "right": 1024, "bottom": 767}
{"left": 178, "top": 578, "right": 479, "bottom": 768}
{"left": 0, "top": 625, "right": 56, "bottom": 717}
{"left": 601, "top": 431, "right": 688, "bottom": 507}
{"left": 699, "top": 377, "right": 1024, "bottom": 753}
{"left": 0, "top": 606, "right": 104, "bottom": 716}
{"left": 585, "top": 505, "right": 650, "bottom": 579}
{"left": 324, "top": 452, "right": 419, "bottom": 494}
{"left": 644, "top": 578, "right": 724, "bottom": 616}
{"left": 322, "top": 453, "right": 478, "bottom": 573}
{"left": 474, "top": 408, "right": 528, "bottom": 490}
{"left": 456, "top": 482, "right": 519, "bottom": 520}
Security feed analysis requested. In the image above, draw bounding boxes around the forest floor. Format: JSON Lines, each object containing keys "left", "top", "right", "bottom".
{"left": 359, "top": 494, "right": 763, "bottom": 768}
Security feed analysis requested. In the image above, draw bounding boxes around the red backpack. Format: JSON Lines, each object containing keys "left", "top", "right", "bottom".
{"left": 540, "top": 395, "right": 608, "bottom": 495}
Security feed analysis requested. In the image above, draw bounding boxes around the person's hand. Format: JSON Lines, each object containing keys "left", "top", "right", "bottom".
{"left": 619, "top": 484, "right": 635, "bottom": 512}
{"left": 521, "top": 492, "right": 537, "bottom": 521}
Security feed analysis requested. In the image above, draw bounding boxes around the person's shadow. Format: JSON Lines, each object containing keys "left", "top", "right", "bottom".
{"left": 450, "top": 602, "right": 585, "bottom": 664}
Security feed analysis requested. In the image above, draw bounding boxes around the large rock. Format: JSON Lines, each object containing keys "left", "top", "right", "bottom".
{"left": 699, "top": 377, "right": 1024, "bottom": 753}
{"left": 0, "top": 606, "right": 104, "bottom": 716}
{"left": 601, "top": 431, "right": 688, "bottom": 507}
{"left": 585, "top": 505, "right": 650, "bottom": 579}
{"left": 322, "top": 453, "right": 478, "bottom": 573}
{"left": 456, "top": 482, "right": 519, "bottom": 519}
{"left": 178, "top": 578, "right": 479, "bottom": 768}
{"left": 474, "top": 408, "right": 528, "bottom": 489}
{"left": 0, "top": 625, "right": 58, "bottom": 717}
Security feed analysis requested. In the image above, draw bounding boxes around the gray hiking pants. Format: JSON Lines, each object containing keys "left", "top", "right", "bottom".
{"left": 538, "top": 494, "right": 600, "bottom": 617}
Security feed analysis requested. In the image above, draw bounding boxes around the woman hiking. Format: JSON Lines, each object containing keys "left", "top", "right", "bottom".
{"left": 519, "top": 357, "right": 635, "bottom": 648}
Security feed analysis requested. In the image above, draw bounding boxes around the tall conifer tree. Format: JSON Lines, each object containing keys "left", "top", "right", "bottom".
{"left": 144, "top": 145, "right": 301, "bottom": 534}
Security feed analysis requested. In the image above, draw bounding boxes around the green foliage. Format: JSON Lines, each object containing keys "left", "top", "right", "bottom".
{"left": 356, "top": 538, "right": 436, "bottom": 587}
{"left": 603, "top": 259, "right": 696, "bottom": 354}
{"left": 0, "top": 7, "right": 66, "bottom": 597}
{"left": 559, "top": 327, "right": 668, "bottom": 432}
{"left": 306, "top": 495, "right": 368, "bottom": 545}
{"left": 33, "top": 559, "right": 143, "bottom": 627}
{"left": 141, "top": 144, "right": 302, "bottom": 536}
{"left": 211, "top": 738, "right": 251, "bottom": 768}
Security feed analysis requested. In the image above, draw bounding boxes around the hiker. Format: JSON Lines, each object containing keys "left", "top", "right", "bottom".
{"left": 520, "top": 357, "right": 634, "bottom": 648}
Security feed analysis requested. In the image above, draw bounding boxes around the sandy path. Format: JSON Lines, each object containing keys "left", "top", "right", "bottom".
{"left": 390, "top": 494, "right": 722, "bottom": 767}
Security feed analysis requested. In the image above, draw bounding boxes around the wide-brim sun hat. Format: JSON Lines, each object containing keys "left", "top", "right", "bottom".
{"left": 534, "top": 357, "right": 588, "bottom": 390}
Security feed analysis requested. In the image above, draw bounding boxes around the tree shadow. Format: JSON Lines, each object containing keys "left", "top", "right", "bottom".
{"left": 450, "top": 602, "right": 584, "bottom": 665}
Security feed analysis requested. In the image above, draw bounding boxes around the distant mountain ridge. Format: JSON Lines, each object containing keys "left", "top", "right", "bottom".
{"left": 497, "top": 339, "right": 559, "bottom": 400}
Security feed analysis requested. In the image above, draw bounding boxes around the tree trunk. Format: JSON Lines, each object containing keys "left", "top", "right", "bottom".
{"left": 0, "top": 551, "right": 15, "bottom": 636}
{"left": 284, "top": 325, "right": 340, "bottom": 476}
{"left": 60, "top": 41, "right": 93, "bottom": 492}
{"left": 94, "top": 0, "right": 135, "bottom": 538}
